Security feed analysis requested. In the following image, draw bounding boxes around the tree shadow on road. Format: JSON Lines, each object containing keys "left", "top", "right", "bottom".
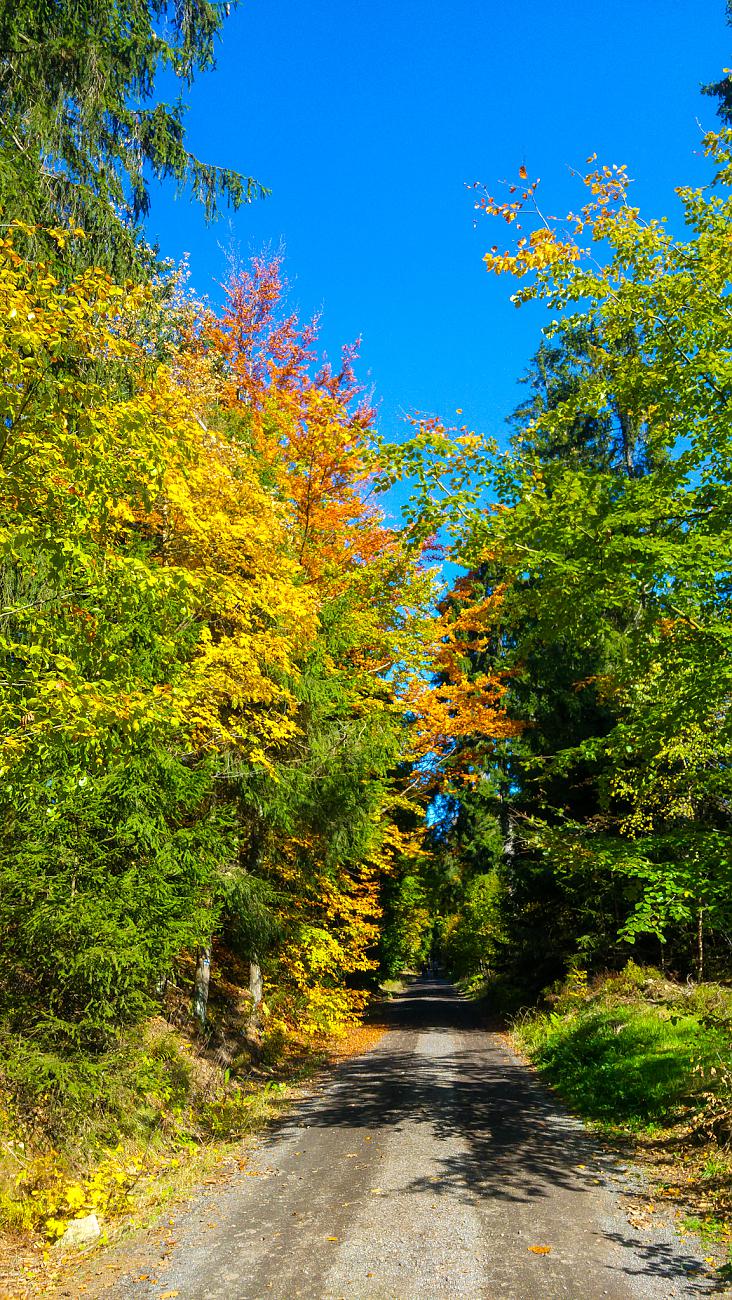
{"left": 271, "top": 978, "right": 722, "bottom": 1294}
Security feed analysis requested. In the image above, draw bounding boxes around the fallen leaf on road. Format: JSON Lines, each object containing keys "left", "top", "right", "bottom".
{"left": 160, "top": 1292, "right": 179, "bottom": 1298}
{"left": 626, "top": 1206, "right": 652, "bottom": 1229}
{"left": 528, "top": 1245, "right": 552, "bottom": 1255}
{"left": 370, "top": 1188, "right": 382, "bottom": 1195}
{"left": 327, "top": 1236, "right": 338, "bottom": 1241}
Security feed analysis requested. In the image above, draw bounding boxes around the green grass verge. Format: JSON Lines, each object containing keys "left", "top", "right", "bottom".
{"left": 512, "top": 963, "right": 732, "bottom": 1131}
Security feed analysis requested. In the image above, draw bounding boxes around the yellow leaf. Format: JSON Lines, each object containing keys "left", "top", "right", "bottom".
{"left": 64, "top": 1183, "right": 86, "bottom": 1211}
{"left": 528, "top": 1244, "right": 552, "bottom": 1254}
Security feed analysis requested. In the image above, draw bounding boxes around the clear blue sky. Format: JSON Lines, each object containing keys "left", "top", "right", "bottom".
{"left": 148, "top": 0, "right": 729, "bottom": 460}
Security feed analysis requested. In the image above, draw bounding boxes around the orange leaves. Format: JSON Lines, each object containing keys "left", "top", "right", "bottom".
{"left": 204, "top": 257, "right": 396, "bottom": 601}
{"left": 469, "top": 166, "right": 541, "bottom": 228}
{"left": 163, "top": 253, "right": 442, "bottom": 1031}
{"left": 582, "top": 160, "right": 631, "bottom": 205}
{"left": 471, "top": 166, "right": 582, "bottom": 289}
{"left": 409, "top": 670, "right": 517, "bottom": 758}
{"left": 408, "top": 580, "right": 522, "bottom": 786}
{"left": 474, "top": 154, "right": 636, "bottom": 298}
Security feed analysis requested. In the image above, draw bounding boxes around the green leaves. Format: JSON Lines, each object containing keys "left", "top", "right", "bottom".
{"left": 0, "top": 749, "right": 231, "bottom": 1047}
{"left": 432, "top": 133, "right": 732, "bottom": 985}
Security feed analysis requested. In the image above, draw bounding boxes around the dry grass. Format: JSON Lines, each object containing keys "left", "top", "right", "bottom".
{"left": 0, "top": 991, "right": 391, "bottom": 1298}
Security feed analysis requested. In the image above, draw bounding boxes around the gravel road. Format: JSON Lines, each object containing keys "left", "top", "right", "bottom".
{"left": 102, "top": 979, "right": 722, "bottom": 1299}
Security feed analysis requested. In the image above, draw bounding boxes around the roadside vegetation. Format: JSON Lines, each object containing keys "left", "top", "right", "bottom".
{"left": 0, "top": 950, "right": 386, "bottom": 1296}
{"left": 516, "top": 965, "right": 731, "bottom": 1129}
{"left": 505, "top": 964, "right": 732, "bottom": 1255}
{"left": 378, "top": 8, "right": 732, "bottom": 1251}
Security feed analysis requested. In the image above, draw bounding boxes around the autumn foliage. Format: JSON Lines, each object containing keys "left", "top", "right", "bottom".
{"left": 2, "top": 230, "right": 502, "bottom": 1058}
{"left": 407, "top": 578, "right": 522, "bottom": 789}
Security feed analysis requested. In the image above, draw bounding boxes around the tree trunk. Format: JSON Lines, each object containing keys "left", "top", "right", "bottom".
{"left": 697, "top": 908, "right": 705, "bottom": 983}
{"left": 249, "top": 957, "right": 263, "bottom": 1009}
{"left": 619, "top": 409, "right": 636, "bottom": 478}
{"left": 498, "top": 758, "right": 514, "bottom": 864}
{"left": 193, "top": 946, "right": 211, "bottom": 1027}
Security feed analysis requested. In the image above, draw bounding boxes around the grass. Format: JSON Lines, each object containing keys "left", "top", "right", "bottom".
{"left": 508, "top": 962, "right": 732, "bottom": 1265}
{"left": 516, "top": 1002, "right": 725, "bottom": 1126}
{"left": 513, "top": 964, "right": 732, "bottom": 1130}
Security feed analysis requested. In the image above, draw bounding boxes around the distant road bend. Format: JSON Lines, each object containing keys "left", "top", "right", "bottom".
{"left": 105, "top": 979, "right": 716, "bottom": 1300}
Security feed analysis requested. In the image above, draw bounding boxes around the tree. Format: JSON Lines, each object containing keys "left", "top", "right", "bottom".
{"left": 200, "top": 256, "right": 438, "bottom": 1030}
{"left": 705, "top": 3, "right": 732, "bottom": 126}
{"left": 431, "top": 142, "right": 732, "bottom": 982}
{"left": 0, "top": 231, "right": 313, "bottom": 1046}
{"left": 0, "top": 1, "right": 265, "bottom": 276}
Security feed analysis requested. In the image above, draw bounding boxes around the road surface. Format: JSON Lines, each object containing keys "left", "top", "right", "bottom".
{"left": 101, "top": 979, "right": 719, "bottom": 1299}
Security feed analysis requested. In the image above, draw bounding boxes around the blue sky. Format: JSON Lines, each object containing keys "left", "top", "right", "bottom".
{"left": 148, "top": 0, "right": 728, "bottom": 466}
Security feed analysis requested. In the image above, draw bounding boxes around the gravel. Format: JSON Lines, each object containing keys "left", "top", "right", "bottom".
{"left": 101, "top": 979, "right": 725, "bottom": 1299}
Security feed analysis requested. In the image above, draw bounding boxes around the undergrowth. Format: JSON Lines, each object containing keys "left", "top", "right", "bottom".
{"left": 0, "top": 949, "right": 339, "bottom": 1279}
{"left": 509, "top": 961, "right": 732, "bottom": 1253}
{"left": 513, "top": 962, "right": 732, "bottom": 1129}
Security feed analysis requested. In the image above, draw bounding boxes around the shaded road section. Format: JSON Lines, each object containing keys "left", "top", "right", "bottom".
{"left": 105, "top": 979, "right": 718, "bottom": 1299}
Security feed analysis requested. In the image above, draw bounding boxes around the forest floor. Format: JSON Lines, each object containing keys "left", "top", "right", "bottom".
{"left": 48, "top": 978, "right": 729, "bottom": 1300}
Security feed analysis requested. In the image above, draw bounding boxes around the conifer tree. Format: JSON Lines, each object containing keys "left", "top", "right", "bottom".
{"left": 0, "top": 1, "right": 265, "bottom": 276}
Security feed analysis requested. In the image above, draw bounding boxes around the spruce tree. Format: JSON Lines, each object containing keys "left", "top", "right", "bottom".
{"left": 0, "top": 1, "right": 266, "bottom": 276}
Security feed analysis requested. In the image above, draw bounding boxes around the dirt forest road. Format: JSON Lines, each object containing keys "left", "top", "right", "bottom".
{"left": 100, "top": 980, "right": 722, "bottom": 1300}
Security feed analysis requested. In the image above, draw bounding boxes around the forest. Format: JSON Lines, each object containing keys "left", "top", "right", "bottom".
{"left": 2, "top": 0, "right": 732, "bottom": 1271}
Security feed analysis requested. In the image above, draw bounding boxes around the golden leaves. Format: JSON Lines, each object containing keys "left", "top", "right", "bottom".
{"left": 483, "top": 227, "right": 581, "bottom": 280}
